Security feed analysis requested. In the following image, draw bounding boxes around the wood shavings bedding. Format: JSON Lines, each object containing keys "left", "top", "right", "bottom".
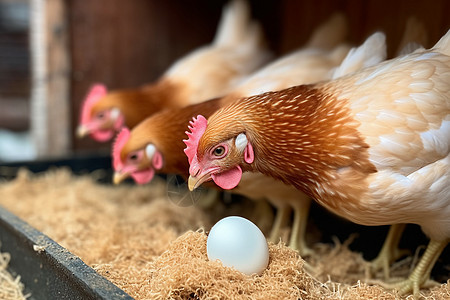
{"left": 0, "top": 168, "right": 448, "bottom": 299}
{"left": 0, "top": 246, "right": 29, "bottom": 300}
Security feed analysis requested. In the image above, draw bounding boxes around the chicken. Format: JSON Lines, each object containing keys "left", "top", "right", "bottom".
{"left": 112, "top": 13, "right": 356, "bottom": 256}
{"left": 186, "top": 29, "right": 450, "bottom": 297}
{"left": 226, "top": 31, "right": 386, "bottom": 255}
{"left": 76, "top": 0, "right": 271, "bottom": 142}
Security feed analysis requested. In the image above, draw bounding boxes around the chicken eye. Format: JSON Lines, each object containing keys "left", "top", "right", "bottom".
{"left": 96, "top": 112, "right": 105, "bottom": 119}
{"left": 213, "top": 146, "right": 225, "bottom": 157}
{"left": 129, "top": 153, "right": 138, "bottom": 161}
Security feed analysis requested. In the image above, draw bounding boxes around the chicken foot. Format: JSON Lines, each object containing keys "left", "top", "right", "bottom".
{"left": 370, "top": 223, "right": 410, "bottom": 279}
{"left": 370, "top": 238, "right": 447, "bottom": 299}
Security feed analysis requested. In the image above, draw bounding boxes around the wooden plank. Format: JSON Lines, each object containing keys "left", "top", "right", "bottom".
{"left": 30, "top": 0, "right": 70, "bottom": 157}
{"left": 0, "top": 98, "right": 29, "bottom": 131}
{"left": 0, "top": 0, "right": 30, "bottom": 132}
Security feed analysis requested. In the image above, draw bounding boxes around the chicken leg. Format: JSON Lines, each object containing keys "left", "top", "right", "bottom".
{"left": 376, "top": 238, "right": 448, "bottom": 298}
{"left": 266, "top": 196, "right": 313, "bottom": 257}
{"left": 371, "top": 223, "right": 409, "bottom": 279}
{"left": 268, "top": 205, "right": 291, "bottom": 243}
{"left": 289, "top": 198, "right": 313, "bottom": 257}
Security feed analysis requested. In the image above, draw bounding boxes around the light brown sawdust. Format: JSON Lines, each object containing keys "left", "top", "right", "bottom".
{"left": 0, "top": 246, "right": 29, "bottom": 300}
{"left": 0, "top": 168, "right": 448, "bottom": 299}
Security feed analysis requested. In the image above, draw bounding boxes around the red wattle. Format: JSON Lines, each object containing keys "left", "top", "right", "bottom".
{"left": 92, "top": 129, "right": 115, "bottom": 142}
{"left": 131, "top": 168, "right": 155, "bottom": 184}
{"left": 211, "top": 165, "right": 242, "bottom": 190}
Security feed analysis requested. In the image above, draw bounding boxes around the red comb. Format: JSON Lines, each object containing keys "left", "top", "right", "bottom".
{"left": 112, "top": 127, "right": 130, "bottom": 170}
{"left": 183, "top": 115, "right": 208, "bottom": 164}
{"left": 80, "top": 84, "right": 107, "bottom": 125}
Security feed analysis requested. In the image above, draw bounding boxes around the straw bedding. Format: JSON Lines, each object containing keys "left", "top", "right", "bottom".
{"left": 0, "top": 168, "right": 448, "bottom": 299}
{"left": 0, "top": 246, "right": 29, "bottom": 300}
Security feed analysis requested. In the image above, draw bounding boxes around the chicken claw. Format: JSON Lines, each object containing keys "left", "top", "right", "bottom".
{"left": 370, "top": 239, "right": 447, "bottom": 299}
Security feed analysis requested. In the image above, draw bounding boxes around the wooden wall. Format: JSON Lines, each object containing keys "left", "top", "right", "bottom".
{"left": 276, "top": 0, "right": 450, "bottom": 55}
{"left": 61, "top": 0, "right": 450, "bottom": 154}
{"left": 0, "top": 0, "right": 30, "bottom": 132}
{"left": 30, "top": 0, "right": 71, "bottom": 158}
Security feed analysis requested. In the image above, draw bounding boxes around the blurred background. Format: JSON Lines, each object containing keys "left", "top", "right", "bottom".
{"left": 1, "top": 0, "right": 450, "bottom": 163}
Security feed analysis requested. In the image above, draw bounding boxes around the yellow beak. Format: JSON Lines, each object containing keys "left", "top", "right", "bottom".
{"left": 76, "top": 125, "right": 89, "bottom": 138}
{"left": 113, "top": 171, "right": 129, "bottom": 185}
{"left": 188, "top": 176, "right": 198, "bottom": 191}
{"left": 188, "top": 174, "right": 212, "bottom": 191}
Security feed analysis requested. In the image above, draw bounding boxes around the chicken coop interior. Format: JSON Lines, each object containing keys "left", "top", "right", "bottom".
{"left": 0, "top": 0, "right": 449, "bottom": 299}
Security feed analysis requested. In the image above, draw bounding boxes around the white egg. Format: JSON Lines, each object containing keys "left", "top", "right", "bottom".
{"left": 207, "top": 216, "right": 269, "bottom": 275}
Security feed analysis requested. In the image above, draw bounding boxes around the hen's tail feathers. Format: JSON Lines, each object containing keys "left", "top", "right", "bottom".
{"left": 306, "top": 13, "right": 348, "bottom": 50}
{"left": 213, "top": 0, "right": 271, "bottom": 68}
{"left": 213, "top": 0, "right": 252, "bottom": 47}
{"left": 396, "top": 16, "right": 428, "bottom": 56}
{"left": 331, "top": 32, "right": 387, "bottom": 79}
{"left": 432, "top": 28, "right": 450, "bottom": 56}
{"left": 329, "top": 44, "right": 352, "bottom": 66}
